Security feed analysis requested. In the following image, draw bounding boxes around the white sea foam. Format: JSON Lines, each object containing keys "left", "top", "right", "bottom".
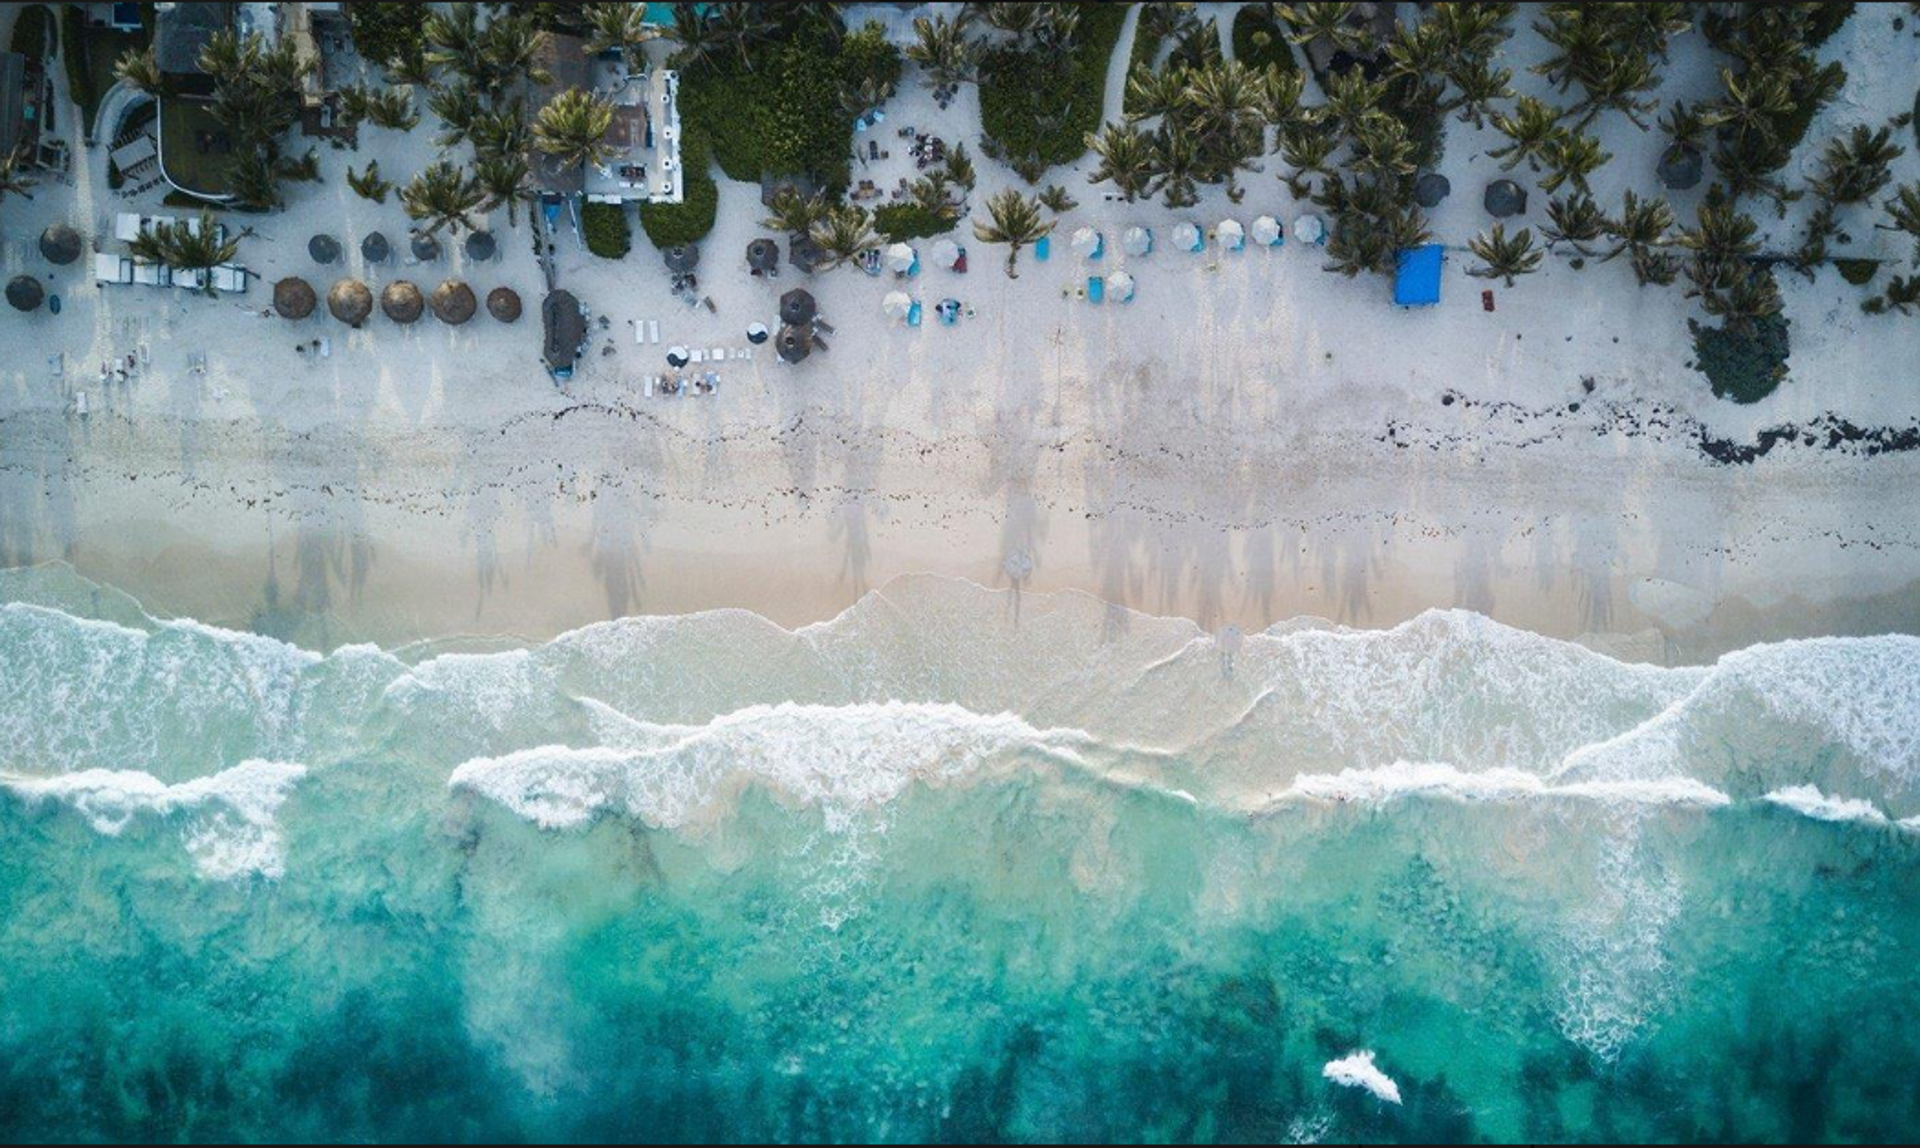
{"left": 1322, "top": 1050, "right": 1401, "bottom": 1104}
{"left": 1267, "top": 761, "right": 1730, "bottom": 810}
{"left": 1763, "top": 785, "right": 1889, "bottom": 826}
{"left": 450, "top": 700, "right": 1093, "bottom": 832}
{"left": 1, "top": 760, "right": 306, "bottom": 879}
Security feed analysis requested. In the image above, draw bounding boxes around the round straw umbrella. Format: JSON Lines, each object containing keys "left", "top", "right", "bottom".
{"left": 328, "top": 278, "right": 372, "bottom": 326}
{"left": 486, "top": 286, "right": 522, "bottom": 323}
{"left": 39, "top": 224, "right": 83, "bottom": 265}
{"left": 7, "top": 275, "right": 45, "bottom": 312}
{"left": 776, "top": 324, "right": 811, "bottom": 364}
{"left": 779, "top": 287, "right": 817, "bottom": 327}
{"left": 381, "top": 280, "right": 424, "bottom": 323}
{"left": 664, "top": 244, "right": 700, "bottom": 273}
{"left": 273, "top": 276, "right": 317, "bottom": 319}
{"left": 746, "top": 237, "right": 780, "bottom": 273}
{"left": 430, "top": 279, "right": 476, "bottom": 325}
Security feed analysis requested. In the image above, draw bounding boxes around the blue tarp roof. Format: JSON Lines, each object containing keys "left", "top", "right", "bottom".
{"left": 1393, "top": 244, "right": 1444, "bottom": 307}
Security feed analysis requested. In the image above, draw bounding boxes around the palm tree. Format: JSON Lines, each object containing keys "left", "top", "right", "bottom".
{"left": 838, "top": 76, "right": 895, "bottom": 124}
{"left": 1812, "top": 125, "right": 1905, "bottom": 208}
{"left": 1149, "top": 127, "right": 1201, "bottom": 209}
{"left": 1881, "top": 183, "right": 1920, "bottom": 264}
{"left": 1268, "top": 122, "right": 1331, "bottom": 199}
{"left": 911, "top": 171, "right": 965, "bottom": 222}
{"left": 1468, "top": 224, "right": 1544, "bottom": 287}
{"left": 401, "top": 161, "right": 484, "bottom": 235}
{"left": 711, "top": 2, "right": 778, "bottom": 70}
{"left": 664, "top": 3, "right": 725, "bottom": 71}
{"left": 1538, "top": 130, "right": 1610, "bottom": 195}
{"left": 972, "top": 187, "right": 1052, "bottom": 279}
{"left": 981, "top": 3, "right": 1043, "bottom": 40}
{"left": 584, "top": 3, "right": 659, "bottom": 72}
{"left": 0, "top": 145, "right": 36, "bottom": 204}
{"left": 1086, "top": 122, "right": 1154, "bottom": 202}
{"left": 347, "top": 160, "right": 392, "bottom": 203}
{"left": 113, "top": 45, "right": 166, "bottom": 95}
{"left": 906, "top": 12, "right": 980, "bottom": 92}
{"left": 474, "top": 152, "right": 531, "bottom": 225}
{"left": 1678, "top": 199, "right": 1760, "bottom": 274}
{"left": 1274, "top": 2, "right": 1363, "bottom": 54}
{"left": 762, "top": 187, "right": 830, "bottom": 236}
{"left": 1037, "top": 184, "right": 1077, "bottom": 214}
{"left": 1257, "top": 65, "right": 1306, "bottom": 129}
{"left": 470, "top": 102, "right": 531, "bottom": 162}
{"left": 429, "top": 81, "right": 482, "bottom": 150}
{"left": 1601, "top": 189, "right": 1676, "bottom": 284}
{"left": 1313, "top": 69, "right": 1387, "bottom": 142}
{"left": 129, "top": 212, "right": 242, "bottom": 295}
{"left": 1700, "top": 267, "right": 1783, "bottom": 332}
{"left": 1543, "top": 193, "right": 1606, "bottom": 257}
{"left": 340, "top": 83, "right": 418, "bottom": 132}
{"left": 1447, "top": 55, "right": 1513, "bottom": 130}
{"left": 1125, "top": 65, "right": 1186, "bottom": 124}
{"left": 808, "top": 204, "right": 883, "bottom": 271}
{"left": 1488, "top": 96, "right": 1565, "bottom": 172}
{"left": 1347, "top": 115, "right": 1415, "bottom": 182}
{"left": 944, "top": 141, "right": 977, "bottom": 192}
{"left": 534, "top": 88, "right": 616, "bottom": 172}
{"left": 1863, "top": 275, "right": 1920, "bottom": 318}
{"left": 1703, "top": 67, "right": 1792, "bottom": 148}
{"left": 423, "top": 2, "right": 486, "bottom": 76}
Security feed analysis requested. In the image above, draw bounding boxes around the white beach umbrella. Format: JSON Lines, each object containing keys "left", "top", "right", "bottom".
{"left": 1293, "top": 214, "right": 1326, "bottom": 245}
{"left": 1172, "top": 222, "right": 1204, "bottom": 252}
{"left": 931, "top": 237, "right": 962, "bottom": 269}
{"left": 1217, "top": 219, "right": 1245, "bottom": 250}
{"left": 885, "top": 242, "right": 917, "bottom": 274}
{"left": 1251, "top": 215, "right": 1283, "bottom": 247}
{"left": 882, "top": 290, "right": 913, "bottom": 320}
{"left": 1106, "top": 271, "right": 1135, "bottom": 302}
{"left": 1121, "top": 225, "right": 1152, "bottom": 256}
{"left": 1070, "top": 226, "right": 1103, "bottom": 259}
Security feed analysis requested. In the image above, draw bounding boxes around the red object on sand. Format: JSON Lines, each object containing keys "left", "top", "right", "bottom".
{"left": 954, "top": 251, "right": 968, "bottom": 273}
{"left": 1481, "top": 289, "right": 1495, "bottom": 312}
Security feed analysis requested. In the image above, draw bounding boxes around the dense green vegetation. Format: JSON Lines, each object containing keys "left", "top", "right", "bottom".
{"left": 640, "top": 134, "right": 717, "bottom": 249}
{"left": 1230, "top": 6, "right": 1298, "bottom": 74}
{"left": 1835, "top": 258, "right": 1879, "bottom": 286}
{"left": 344, "top": 3, "right": 428, "bottom": 73}
{"left": 874, "top": 201, "right": 958, "bottom": 241}
{"left": 979, "top": 3, "right": 1128, "bottom": 181}
{"left": 674, "top": 13, "right": 899, "bottom": 188}
{"left": 62, "top": 3, "right": 149, "bottom": 140}
{"left": 1692, "top": 313, "right": 1790, "bottom": 403}
{"left": 9, "top": 5, "right": 51, "bottom": 57}
{"left": 581, "top": 202, "right": 631, "bottom": 259}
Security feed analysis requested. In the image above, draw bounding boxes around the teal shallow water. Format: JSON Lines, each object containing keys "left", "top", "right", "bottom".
{"left": 2, "top": 568, "right": 1919, "bottom": 1142}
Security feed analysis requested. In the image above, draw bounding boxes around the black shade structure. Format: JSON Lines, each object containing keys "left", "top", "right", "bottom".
{"left": 779, "top": 288, "right": 817, "bottom": 327}
{"left": 1484, "top": 179, "right": 1528, "bottom": 218}
{"left": 40, "top": 224, "right": 83, "bottom": 265}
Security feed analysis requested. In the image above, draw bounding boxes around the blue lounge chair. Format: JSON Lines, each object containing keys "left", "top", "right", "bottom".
{"left": 907, "top": 300, "right": 923, "bottom": 326}
{"left": 1086, "top": 275, "right": 1104, "bottom": 304}
{"left": 1035, "top": 236, "right": 1050, "bottom": 262}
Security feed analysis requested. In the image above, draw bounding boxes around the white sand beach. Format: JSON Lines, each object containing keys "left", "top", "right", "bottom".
{"left": 4, "top": 4, "right": 1919, "bottom": 658}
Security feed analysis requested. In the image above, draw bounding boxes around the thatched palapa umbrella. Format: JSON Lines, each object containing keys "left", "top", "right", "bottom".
{"left": 779, "top": 287, "right": 816, "bottom": 327}
{"left": 1484, "top": 179, "right": 1528, "bottom": 218}
{"left": 465, "top": 231, "right": 497, "bottom": 262}
{"left": 431, "top": 279, "right": 476, "bottom": 325}
{"left": 7, "top": 275, "right": 45, "bottom": 312}
{"left": 664, "top": 244, "right": 699, "bottom": 273}
{"left": 382, "top": 280, "right": 424, "bottom": 323}
{"left": 40, "top": 224, "right": 83, "bottom": 265}
{"left": 273, "top": 276, "right": 317, "bottom": 319}
{"left": 775, "top": 324, "right": 811, "bottom": 364}
{"left": 746, "top": 238, "right": 780, "bottom": 273}
{"left": 328, "top": 278, "right": 372, "bottom": 326}
{"left": 361, "top": 232, "right": 390, "bottom": 264}
{"left": 310, "top": 234, "right": 341, "bottom": 264}
{"left": 487, "top": 286, "right": 522, "bottom": 323}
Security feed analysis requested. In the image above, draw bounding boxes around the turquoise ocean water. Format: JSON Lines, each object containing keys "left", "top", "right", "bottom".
{"left": 2, "top": 566, "right": 1918, "bottom": 1142}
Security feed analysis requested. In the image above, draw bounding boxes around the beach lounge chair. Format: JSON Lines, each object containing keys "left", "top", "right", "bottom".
{"left": 907, "top": 300, "right": 922, "bottom": 327}
{"left": 649, "top": 320, "right": 660, "bottom": 344}
{"left": 1086, "top": 275, "right": 1105, "bottom": 304}
{"left": 1034, "top": 236, "right": 1050, "bottom": 262}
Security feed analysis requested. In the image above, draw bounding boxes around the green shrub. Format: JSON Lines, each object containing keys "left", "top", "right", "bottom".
{"left": 582, "top": 202, "right": 632, "bottom": 259}
{"left": 1692, "top": 313, "right": 1791, "bottom": 404}
{"left": 979, "top": 4, "right": 1128, "bottom": 182}
{"left": 874, "top": 202, "right": 956, "bottom": 241}
{"left": 346, "top": 3, "right": 427, "bottom": 69}
{"left": 677, "top": 17, "right": 900, "bottom": 188}
{"left": 641, "top": 133, "right": 718, "bottom": 248}
{"left": 1231, "top": 7, "right": 1299, "bottom": 73}
{"left": 1835, "top": 258, "right": 1878, "bottom": 286}
{"left": 9, "top": 5, "right": 51, "bottom": 56}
